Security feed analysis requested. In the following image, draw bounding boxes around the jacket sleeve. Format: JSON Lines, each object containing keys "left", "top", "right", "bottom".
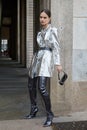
{"left": 51, "top": 27, "right": 61, "bottom": 65}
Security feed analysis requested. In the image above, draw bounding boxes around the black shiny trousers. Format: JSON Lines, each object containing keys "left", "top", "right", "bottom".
{"left": 28, "top": 76, "right": 53, "bottom": 116}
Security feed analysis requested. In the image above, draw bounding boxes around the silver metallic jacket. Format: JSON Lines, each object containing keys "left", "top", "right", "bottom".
{"left": 29, "top": 24, "right": 61, "bottom": 78}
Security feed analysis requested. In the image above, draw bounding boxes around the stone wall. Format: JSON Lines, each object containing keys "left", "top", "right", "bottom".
{"left": 72, "top": 0, "right": 87, "bottom": 112}
{"left": 26, "top": 0, "right": 87, "bottom": 116}
{"left": 50, "top": 0, "right": 87, "bottom": 116}
{"left": 50, "top": 0, "right": 73, "bottom": 116}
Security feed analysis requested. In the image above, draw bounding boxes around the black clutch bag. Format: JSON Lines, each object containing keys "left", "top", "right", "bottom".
{"left": 58, "top": 71, "right": 68, "bottom": 85}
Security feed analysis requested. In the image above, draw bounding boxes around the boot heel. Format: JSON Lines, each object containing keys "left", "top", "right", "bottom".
{"left": 43, "top": 113, "right": 54, "bottom": 127}
{"left": 25, "top": 107, "right": 38, "bottom": 119}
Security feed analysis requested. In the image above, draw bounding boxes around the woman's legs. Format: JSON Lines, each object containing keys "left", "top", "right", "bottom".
{"left": 28, "top": 77, "right": 37, "bottom": 106}
{"left": 25, "top": 76, "right": 38, "bottom": 119}
{"left": 38, "top": 76, "right": 54, "bottom": 127}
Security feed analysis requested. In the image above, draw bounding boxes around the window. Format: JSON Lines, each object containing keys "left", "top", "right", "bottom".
{"left": 1, "top": 39, "right": 8, "bottom": 56}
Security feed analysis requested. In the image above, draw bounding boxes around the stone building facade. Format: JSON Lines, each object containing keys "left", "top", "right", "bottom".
{"left": 26, "top": 0, "right": 87, "bottom": 116}
{"left": 51, "top": 0, "right": 87, "bottom": 116}
{"left": 0, "top": 0, "right": 87, "bottom": 117}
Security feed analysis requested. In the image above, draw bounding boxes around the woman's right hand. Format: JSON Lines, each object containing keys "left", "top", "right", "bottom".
{"left": 56, "top": 65, "right": 62, "bottom": 73}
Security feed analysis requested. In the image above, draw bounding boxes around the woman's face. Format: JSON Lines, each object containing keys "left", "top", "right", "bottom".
{"left": 40, "top": 12, "right": 51, "bottom": 28}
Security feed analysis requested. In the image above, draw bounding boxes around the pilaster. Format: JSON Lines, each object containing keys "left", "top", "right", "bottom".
{"left": 26, "top": 0, "right": 34, "bottom": 68}
{"left": 50, "top": 0, "right": 73, "bottom": 116}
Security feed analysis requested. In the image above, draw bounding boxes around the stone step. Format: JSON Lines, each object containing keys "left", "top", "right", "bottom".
{"left": 53, "top": 121, "right": 87, "bottom": 130}
{"left": 0, "top": 117, "right": 87, "bottom": 130}
{"left": 52, "top": 112, "right": 87, "bottom": 130}
{"left": 0, "top": 118, "right": 53, "bottom": 130}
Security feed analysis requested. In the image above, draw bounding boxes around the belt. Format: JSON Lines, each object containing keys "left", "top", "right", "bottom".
{"left": 39, "top": 47, "right": 52, "bottom": 52}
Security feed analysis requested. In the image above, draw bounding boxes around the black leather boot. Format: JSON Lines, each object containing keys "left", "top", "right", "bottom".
{"left": 43, "top": 112, "right": 54, "bottom": 127}
{"left": 38, "top": 76, "right": 54, "bottom": 127}
{"left": 43, "top": 97, "right": 54, "bottom": 127}
{"left": 25, "top": 105, "right": 38, "bottom": 119}
{"left": 25, "top": 77, "right": 38, "bottom": 119}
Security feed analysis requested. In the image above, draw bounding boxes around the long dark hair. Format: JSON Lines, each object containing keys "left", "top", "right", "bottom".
{"left": 40, "top": 9, "right": 51, "bottom": 18}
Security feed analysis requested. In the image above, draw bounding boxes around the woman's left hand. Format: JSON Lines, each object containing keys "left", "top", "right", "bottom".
{"left": 56, "top": 65, "right": 62, "bottom": 73}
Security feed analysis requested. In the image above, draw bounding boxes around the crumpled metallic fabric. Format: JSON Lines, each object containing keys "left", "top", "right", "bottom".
{"left": 29, "top": 24, "right": 61, "bottom": 78}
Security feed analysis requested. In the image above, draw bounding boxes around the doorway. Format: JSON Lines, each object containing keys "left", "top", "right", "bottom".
{"left": 0, "top": 0, "right": 26, "bottom": 66}
{"left": 1, "top": 0, "right": 17, "bottom": 60}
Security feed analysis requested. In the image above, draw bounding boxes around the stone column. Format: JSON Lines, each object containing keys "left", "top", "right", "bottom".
{"left": 17, "top": 0, "right": 20, "bottom": 62}
{"left": 26, "top": 0, "right": 34, "bottom": 68}
{"left": 0, "top": 0, "right": 2, "bottom": 52}
{"left": 50, "top": 0, "right": 73, "bottom": 116}
{"left": 39, "top": 0, "right": 50, "bottom": 11}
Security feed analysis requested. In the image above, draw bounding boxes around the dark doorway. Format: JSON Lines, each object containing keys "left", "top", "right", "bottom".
{"left": 0, "top": 0, "right": 29, "bottom": 121}
{"left": 1, "top": 0, "right": 17, "bottom": 60}
{"left": 0, "top": 0, "right": 26, "bottom": 66}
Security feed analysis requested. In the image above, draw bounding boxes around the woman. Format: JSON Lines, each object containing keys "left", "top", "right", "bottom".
{"left": 25, "top": 9, "right": 62, "bottom": 127}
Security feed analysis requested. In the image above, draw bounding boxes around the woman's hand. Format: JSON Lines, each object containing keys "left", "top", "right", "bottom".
{"left": 56, "top": 65, "right": 62, "bottom": 73}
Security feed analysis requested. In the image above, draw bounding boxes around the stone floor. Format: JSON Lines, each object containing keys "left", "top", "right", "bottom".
{"left": 0, "top": 117, "right": 87, "bottom": 130}
{"left": 0, "top": 57, "right": 46, "bottom": 121}
{"left": 0, "top": 57, "right": 87, "bottom": 130}
{"left": 0, "top": 118, "right": 53, "bottom": 130}
{"left": 0, "top": 57, "right": 52, "bottom": 130}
